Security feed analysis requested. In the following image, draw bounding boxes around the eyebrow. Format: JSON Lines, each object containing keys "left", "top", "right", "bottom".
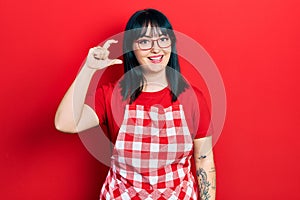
{"left": 139, "top": 34, "right": 168, "bottom": 38}
{"left": 141, "top": 35, "right": 152, "bottom": 38}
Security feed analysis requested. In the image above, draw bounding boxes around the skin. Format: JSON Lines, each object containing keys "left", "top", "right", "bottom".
{"left": 54, "top": 26, "right": 216, "bottom": 199}
{"left": 133, "top": 24, "right": 171, "bottom": 92}
{"left": 54, "top": 39, "right": 122, "bottom": 133}
{"left": 194, "top": 136, "right": 216, "bottom": 200}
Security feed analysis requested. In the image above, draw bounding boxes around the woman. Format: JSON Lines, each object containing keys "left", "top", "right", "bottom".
{"left": 55, "top": 8, "right": 216, "bottom": 200}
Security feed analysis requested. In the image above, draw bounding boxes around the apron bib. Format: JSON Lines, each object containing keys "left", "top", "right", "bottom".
{"left": 100, "top": 103, "right": 197, "bottom": 200}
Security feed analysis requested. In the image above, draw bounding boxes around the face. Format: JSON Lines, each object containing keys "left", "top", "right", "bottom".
{"left": 133, "top": 24, "right": 172, "bottom": 75}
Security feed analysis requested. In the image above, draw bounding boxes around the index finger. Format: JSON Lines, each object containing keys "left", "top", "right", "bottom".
{"left": 103, "top": 39, "right": 118, "bottom": 49}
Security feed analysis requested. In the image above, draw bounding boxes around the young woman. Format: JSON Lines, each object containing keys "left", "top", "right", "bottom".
{"left": 55, "top": 8, "right": 216, "bottom": 200}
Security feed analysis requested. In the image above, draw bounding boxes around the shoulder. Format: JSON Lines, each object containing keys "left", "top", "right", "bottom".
{"left": 97, "top": 82, "right": 117, "bottom": 93}
{"left": 96, "top": 81, "right": 128, "bottom": 108}
{"left": 178, "top": 84, "right": 211, "bottom": 120}
{"left": 96, "top": 81, "right": 122, "bottom": 99}
{"left": 179, "top": 85, "right": 206, "bottom": 105}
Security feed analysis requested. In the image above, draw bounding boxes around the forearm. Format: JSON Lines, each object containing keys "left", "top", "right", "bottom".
{"left": 193, "top": 136, "right": 216, "bottom": 200}
{"left": 195, "top": 157, "right": 216, "bottom": 200}
{"left": 54, "top": 64, "right": 97, "bottom": 132}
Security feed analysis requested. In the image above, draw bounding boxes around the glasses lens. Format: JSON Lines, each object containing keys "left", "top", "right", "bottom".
{"left": 158, "top": 37, "right": 171, "bottom": 48}
{"left": 137, "top": 39, "right": 152, "bottom": 50}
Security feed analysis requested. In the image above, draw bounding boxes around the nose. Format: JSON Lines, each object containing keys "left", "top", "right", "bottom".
{"left": 151, "top": 40, "right": 161, "bottom": 53}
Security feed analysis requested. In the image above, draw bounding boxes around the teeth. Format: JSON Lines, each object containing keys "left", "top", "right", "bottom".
{"left": 149, "top": 56, "right": 162, "bottom": 60}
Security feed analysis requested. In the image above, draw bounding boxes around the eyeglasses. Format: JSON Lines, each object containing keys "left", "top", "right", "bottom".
{"left": 135, "top": 36, "right": 171, "bottom": 51}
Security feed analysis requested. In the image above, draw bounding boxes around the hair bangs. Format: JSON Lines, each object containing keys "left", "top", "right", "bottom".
{"left": 128, "top": 10, "right": 171, "bottom": 39}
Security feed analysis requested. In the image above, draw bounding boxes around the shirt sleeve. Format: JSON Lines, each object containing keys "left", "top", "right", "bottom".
{"left": 85, "top": 84, "right": 111, "bottom": 140}
{"left": 88, "top": 83, "right": 124, "bottom": 144}
{"left": 94, "top": 85, "right": 109, "bottom": 126}
{"left": 179, "top": 86, "right": 212, "bottom": 139}
{"left": 193, "top": 86, "right": 212, "bottom": 139}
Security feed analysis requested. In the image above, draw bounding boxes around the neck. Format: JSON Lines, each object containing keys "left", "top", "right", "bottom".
{"left": 142, "top": 69, "right": 168, "bottom": 92}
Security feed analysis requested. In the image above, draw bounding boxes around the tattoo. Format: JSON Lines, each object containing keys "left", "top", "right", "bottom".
{"left": 209, "top": 167, "right": 216, "bottom": 190}
{"left": 198, "top": 155, "right": 207, "bottom": 159}
{"left": 196, "top": 168, "right": 211, "bottom": 200}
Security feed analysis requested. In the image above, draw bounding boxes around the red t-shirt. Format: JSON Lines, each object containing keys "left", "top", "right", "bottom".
{"left": 89, "top": 82, "right": 211, "bottom": 144}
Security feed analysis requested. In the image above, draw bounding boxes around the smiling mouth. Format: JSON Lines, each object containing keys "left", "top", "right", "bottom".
{"left": 148, "top": 55, "right": 163, "bottom": 63}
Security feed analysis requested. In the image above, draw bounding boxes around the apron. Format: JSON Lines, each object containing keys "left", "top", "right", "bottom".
{"left": 100, "top": 102, "right": 198, "bottom": 200}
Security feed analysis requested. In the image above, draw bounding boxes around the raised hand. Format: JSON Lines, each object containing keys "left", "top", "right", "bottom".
{"left": 86, "top": 39, "right": 123, "bottom": 69}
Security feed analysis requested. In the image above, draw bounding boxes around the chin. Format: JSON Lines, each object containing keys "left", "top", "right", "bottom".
{"left": 142, "top": 64, "right": 166, "bottom": 73}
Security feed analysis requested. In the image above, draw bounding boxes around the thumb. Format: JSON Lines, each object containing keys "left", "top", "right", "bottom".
{"left": 108, "top": 59, "right": 123, "bottom": 66}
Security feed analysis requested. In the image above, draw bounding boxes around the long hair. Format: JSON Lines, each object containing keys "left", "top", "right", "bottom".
{"left": 120, "top": 8, "right": 189, "bottom": 103}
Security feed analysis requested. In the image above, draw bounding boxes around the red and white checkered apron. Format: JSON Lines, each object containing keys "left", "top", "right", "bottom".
{"left": 100, "top": 103, "right": 198, "bottom": 200}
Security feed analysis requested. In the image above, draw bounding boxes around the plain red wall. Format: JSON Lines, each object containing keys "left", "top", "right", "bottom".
{"left": 1, "top": 0, "right": 300, "bottom": 199}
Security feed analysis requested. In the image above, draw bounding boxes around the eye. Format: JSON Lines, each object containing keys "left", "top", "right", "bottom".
{"left": 138, "top": 39, "right": 151, "bottom": 45}
{"left": 159, "top": 37, "right": 170, "bottom": 42}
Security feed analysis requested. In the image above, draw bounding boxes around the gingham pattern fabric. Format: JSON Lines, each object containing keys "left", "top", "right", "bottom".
{"left": 100, "top": 103, "right": 198, "bottom": 200}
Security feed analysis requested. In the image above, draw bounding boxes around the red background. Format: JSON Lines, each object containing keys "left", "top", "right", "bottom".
{"left": 1, "top": 0, "right": 300, "bottom": 199}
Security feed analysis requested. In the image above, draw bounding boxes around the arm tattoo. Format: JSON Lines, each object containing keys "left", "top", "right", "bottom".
{"left": 209, "top": 167, "right": 216, "bottom": 190}
{"left": 198, "top": 155, "right": 207, "bottom": 159}
{"left": 196, "top": 168, "right": 211, "bottom": 200}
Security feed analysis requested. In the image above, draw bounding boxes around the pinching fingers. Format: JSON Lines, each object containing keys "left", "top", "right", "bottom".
{"left": 103, "top": 39, "right": 118, "bottom": 49}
